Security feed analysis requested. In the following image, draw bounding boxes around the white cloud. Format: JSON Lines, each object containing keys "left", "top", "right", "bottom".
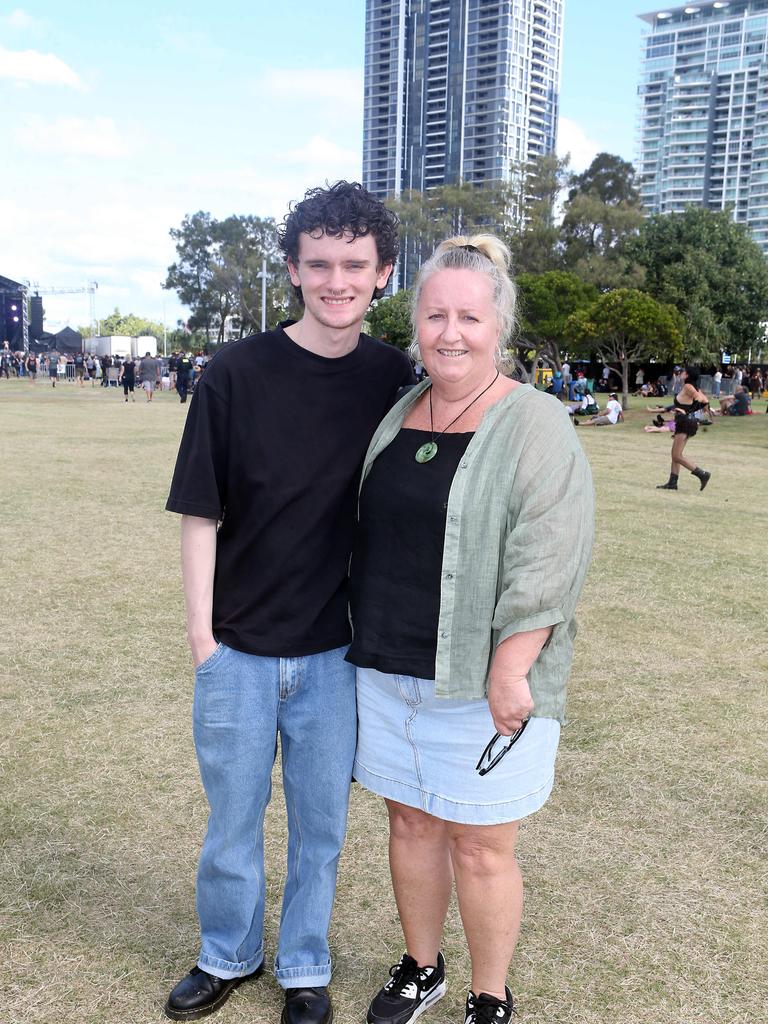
{"left": 557, "top": 116, "right": 602, "bottom": 173}
{"left": 17, "top": 115, "right": 134, "bottom": 158}
{"left": 3, "top": 8, "right": 38, "bottom": 30}
{"left": 258, "top": 67, "right": 362, "bottom": 106}
{"left": 284, "top": 135, "right": 360, "bottom": 167}
{"left": 0, "top": 46, "right": 83, "bottom": 88}
{"left": 154, "top": 15, "right": 226, "bottom": 61}
{"left": 0, "top": 66, "right": 365, "bottom": 333}
{"left": 0, "top": 188, "right": 187, "bottom": 330}
{"left": 252, "top": 67, "right": 363, "bottom": 139}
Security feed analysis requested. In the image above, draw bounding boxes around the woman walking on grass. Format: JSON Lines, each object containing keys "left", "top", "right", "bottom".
{"left": 657, "top": 366, "right": 711, "bottom": 491}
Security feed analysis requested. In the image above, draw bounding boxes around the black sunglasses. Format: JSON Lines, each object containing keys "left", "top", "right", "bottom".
{"left": 475, "top": 718, "right": 529, "bottom": 777}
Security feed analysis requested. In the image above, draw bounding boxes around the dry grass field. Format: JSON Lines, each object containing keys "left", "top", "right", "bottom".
{"left": 0, "top": 377, "right": 766, "bottom": 1024}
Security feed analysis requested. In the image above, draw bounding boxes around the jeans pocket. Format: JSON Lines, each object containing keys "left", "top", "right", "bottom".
{"left": 195, "top": 642, "right": 226, "bottom": 675}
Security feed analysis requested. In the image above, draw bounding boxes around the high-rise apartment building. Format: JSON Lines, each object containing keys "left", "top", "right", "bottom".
{"left": 638, "top": 0, "right": 768, "bottom": 254}
{"left": 363, "top": 0, "right": 564, "bottom": 198}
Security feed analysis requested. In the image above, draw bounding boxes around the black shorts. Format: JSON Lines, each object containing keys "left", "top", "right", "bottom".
{"left": 674, "top": 413, "right": 698, "bottom": 437}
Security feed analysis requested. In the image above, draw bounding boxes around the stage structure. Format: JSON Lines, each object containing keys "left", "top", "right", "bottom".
{"left": 0, "top": 274, "right": 28, "bottom": 350}
{"left": 25, "top": 281, "right": 98, "bottom": 351}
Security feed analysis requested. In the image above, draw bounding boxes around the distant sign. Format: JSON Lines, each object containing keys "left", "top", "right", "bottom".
{"left": 722, "top": 352, "right": 731, "bottom": 364}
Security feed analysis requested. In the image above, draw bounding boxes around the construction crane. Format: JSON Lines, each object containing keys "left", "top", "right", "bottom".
{"left": 24, "top": 280, "right": 99, "bottom": 338}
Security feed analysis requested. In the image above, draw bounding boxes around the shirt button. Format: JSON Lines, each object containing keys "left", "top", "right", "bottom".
{"left": 441, "top": 631, "right": 449, "bottom": 639}
{"left": 449, "top": 515, "right": 458, "bottom": 523}
{"left": 445, "top": 573, "right": 454, "bottom": 579}
{"left": 461, "top": 462, "right": 468, "bottom": 469}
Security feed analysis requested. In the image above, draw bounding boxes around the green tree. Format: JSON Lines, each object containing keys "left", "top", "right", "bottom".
{"left": 367, "top": 290, "right": 413, "bottom": 351}
{"left": 630, "top": 206, "right": 768, "bottom": 363}
{"left": 507, "top": 153, "right": 570, "bottom": 274}
{"left": 164, "top": 213, "right": 292, "bottom": 344}
{"left": 568, "top": 289, "right": 684, "bottom": 407}
{"left": 561, "top": 153, "right": 645, "bottom": 290}
{"left": 386, "top": 180, "right": 518, "bottom": 287}
{"left": 515, "top": 271, "right": 598, "bottom": 380}
{"left": 164, "top": 212, "right": 218, "bottom": 339}
{"left": 97, "top": 308, "right": 165, "bottom": 340}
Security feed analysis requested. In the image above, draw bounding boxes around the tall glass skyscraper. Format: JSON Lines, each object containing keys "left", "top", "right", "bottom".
{"left": 638, "top": 1, "right": 768, "bottom": 254}
{"left": 363, "top": 0, "right": 564, "bottom": 198}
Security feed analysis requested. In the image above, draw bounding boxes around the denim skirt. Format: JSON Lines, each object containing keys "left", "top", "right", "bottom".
{"left": 354, "top": 667, "right": 561, "bottom": 825}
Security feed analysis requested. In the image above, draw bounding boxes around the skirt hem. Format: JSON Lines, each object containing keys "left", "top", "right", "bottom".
{"left": 353, "top": 758, "right": 555, "bottom": 825}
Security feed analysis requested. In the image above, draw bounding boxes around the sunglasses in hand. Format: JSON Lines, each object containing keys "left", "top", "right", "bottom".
{"left": 475, "top": 717, "right": 530, "bottom": 776}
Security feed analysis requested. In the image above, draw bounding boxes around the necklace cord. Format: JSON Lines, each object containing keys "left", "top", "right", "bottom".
{"left": 428, "top": 370, "right": 500, "bottom": 441}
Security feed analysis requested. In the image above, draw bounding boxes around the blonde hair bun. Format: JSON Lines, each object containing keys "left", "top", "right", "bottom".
{"left": 434, "top": 234, "right": 511, "bottom": 276}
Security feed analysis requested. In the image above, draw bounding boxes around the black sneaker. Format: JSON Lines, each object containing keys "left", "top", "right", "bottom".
{"left": 367, "top": 952, "right": 446, "bottom": 1024}
{"left": 464, "top": 987, "right": 515, "bottom": 1024}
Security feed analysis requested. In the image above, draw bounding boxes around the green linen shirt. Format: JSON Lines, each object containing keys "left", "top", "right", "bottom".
{"left": 357, "top": 380, "right": 595, "bottom": 723}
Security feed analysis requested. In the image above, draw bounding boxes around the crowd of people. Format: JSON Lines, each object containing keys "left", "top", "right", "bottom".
{"left": 0, "top": 341, "right": 212, "bottom": 404}
{"left": 545, "top": 357, "right": 764, "bottom": 494}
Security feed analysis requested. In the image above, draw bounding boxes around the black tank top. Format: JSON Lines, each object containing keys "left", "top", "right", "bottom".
{"left": 346, "top": 428, "right": 474, "bottom": 680}
{"left": 674, "top": 395, "right": 705, "bottom": 414}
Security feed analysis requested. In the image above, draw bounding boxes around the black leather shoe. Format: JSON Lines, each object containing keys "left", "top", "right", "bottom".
{"left": 164, "top": 962, "right": 264, "bottom": 1020}
{"left": 281, "top": 986, "right": 333, "bottom": 1024}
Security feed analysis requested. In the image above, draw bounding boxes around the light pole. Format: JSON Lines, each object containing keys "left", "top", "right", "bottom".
{"left": 256, "top": 258, "right": 267, "bottom": 333}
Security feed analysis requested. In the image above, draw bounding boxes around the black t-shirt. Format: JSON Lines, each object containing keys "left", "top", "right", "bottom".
{"left": 166, "top": 325, "right": 414, "bottom": 657}
{"left": 346, "top": 428, "right": 473, "bottom": 680}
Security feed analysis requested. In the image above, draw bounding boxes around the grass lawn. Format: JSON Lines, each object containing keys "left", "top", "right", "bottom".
{"left": 0, "top": 378, "right": 766, "bottom": 1024}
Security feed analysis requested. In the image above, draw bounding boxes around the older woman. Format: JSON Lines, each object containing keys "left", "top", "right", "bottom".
{"left": 346, "top": 236, "right": 594, "bottom": 1024}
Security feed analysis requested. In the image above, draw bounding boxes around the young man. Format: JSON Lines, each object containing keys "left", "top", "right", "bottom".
{"left": 74, "top": 349, "right": 86, "bottom": 385}
{"left": 139, "top": 351, "right": 161, "bottom": 401}
{"left": 164, "top": 181, "right": 414, "bottom": 1024}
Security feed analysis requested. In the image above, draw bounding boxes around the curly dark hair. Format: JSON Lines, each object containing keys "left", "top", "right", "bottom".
{"left": 278, "top": 181, "right": 400, "bottom": 303}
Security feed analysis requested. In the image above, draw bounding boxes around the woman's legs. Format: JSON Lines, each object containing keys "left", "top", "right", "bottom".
{"left": 672, "top": 434, "right": 696, "bottom": 472}
{"left": 386, "top": 799, "right": 452, "bottom": 967}
{"left": 386, "top": 802, "right": 523, "bottom": 1000}
{"left": 448, "top": 820, "right": 521, "bottom": 1000}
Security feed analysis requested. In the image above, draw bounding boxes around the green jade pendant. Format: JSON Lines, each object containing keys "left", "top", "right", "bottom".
{"left": 415, "top": 441, "right": 438, "bottom": 463}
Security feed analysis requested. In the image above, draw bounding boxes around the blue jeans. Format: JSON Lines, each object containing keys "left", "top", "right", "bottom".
{"left": 192, "top": 643, "right": 356, "bottom": 987}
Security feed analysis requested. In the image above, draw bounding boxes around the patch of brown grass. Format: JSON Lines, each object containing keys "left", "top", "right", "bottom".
{"left": 0, "top": 380, "right": 765, "bottom": 1023}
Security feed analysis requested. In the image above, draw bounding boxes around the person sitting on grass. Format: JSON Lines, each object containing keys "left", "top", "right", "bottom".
{"left": 718, "top": 386, "right": 751, "bottom": 416}
{"left": 565, "top": 392, "right": 599, "bottom": 418}
{"left": 577, "top": 392, "right": 623, "bottom": 426}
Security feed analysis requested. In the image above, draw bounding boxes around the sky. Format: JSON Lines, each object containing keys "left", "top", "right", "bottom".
{"left": 1, "top": 1, "right": 649, "bottom": 333}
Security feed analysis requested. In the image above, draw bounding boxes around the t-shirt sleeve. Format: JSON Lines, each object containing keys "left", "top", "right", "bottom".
{"left": 165, "top": 378, "right": 229, "bottom": 520}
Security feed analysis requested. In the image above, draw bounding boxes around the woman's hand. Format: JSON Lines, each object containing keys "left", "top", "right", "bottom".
{"left": 487, "top": 672, "right": 534, "bottom": 736}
